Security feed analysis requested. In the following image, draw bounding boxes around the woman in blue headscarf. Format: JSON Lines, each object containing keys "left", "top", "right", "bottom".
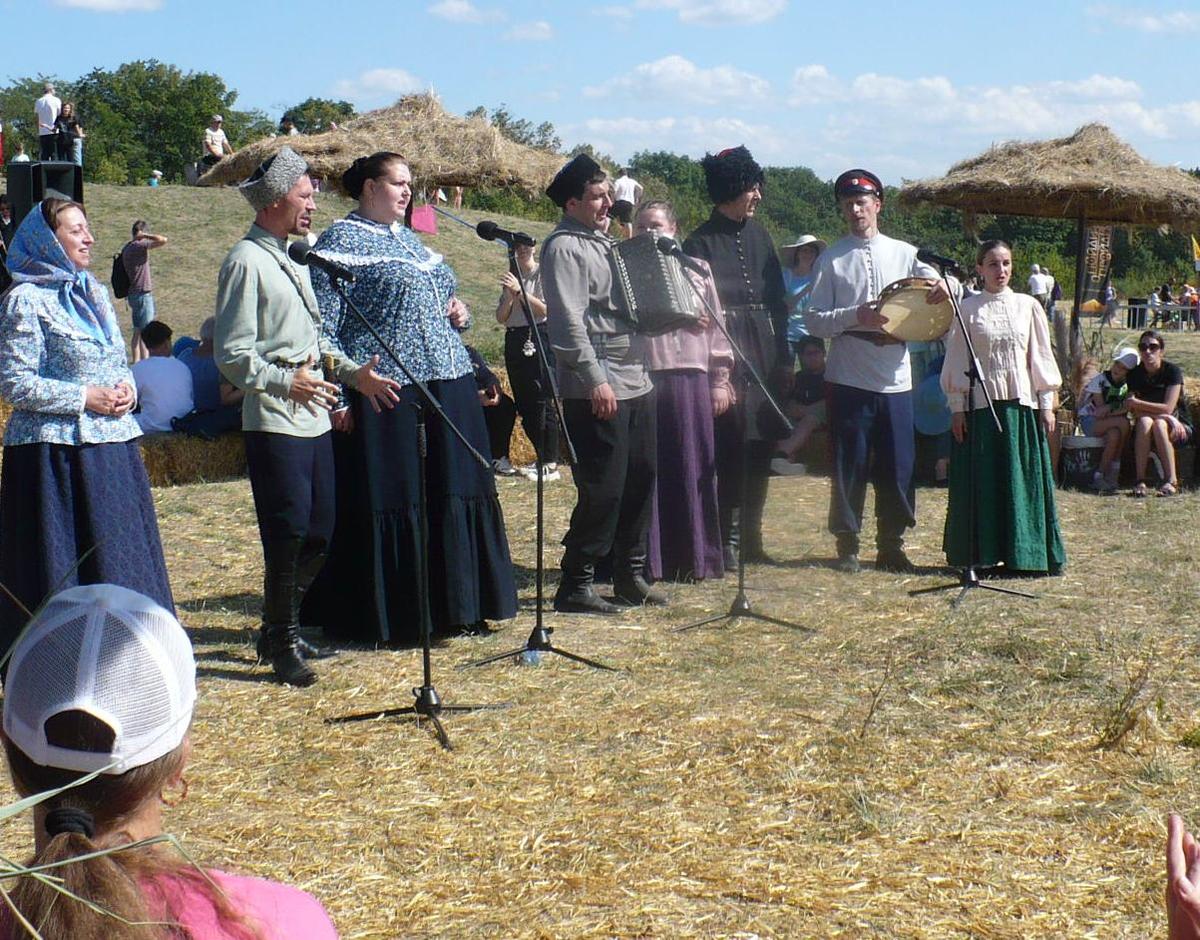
{"left": 0, "top": 198, "right": 173, "bottom": 657}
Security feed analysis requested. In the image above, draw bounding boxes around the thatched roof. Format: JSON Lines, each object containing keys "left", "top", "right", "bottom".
{"left": 197, "top": 93, "right": 563, "bottom": 195}
{"left": 899, "top": 123, "right": 1200, "bottom": 228}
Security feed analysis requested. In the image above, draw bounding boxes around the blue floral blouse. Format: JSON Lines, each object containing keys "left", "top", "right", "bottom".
{"left": 313, "top": 214, "right": 473, "bottom": 388}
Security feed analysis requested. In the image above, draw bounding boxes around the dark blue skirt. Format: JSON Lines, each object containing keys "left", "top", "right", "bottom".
{"left": 301, "top": 374, "right": 518, "bottom": 644}
{"left": 0, "top": 440, "right": 174, "bottom": 657}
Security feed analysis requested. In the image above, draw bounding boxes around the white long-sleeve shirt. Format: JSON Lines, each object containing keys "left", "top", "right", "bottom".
{"left": 940, "top": 288, "right": 1061, "bottom": 413}
{"left": 804, "top": 232, "right": 946, "bottom": 393}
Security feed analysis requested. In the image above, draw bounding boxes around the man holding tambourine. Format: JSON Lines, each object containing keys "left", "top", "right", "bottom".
{"left": 805, "top": 169, "right": 957, "bottom": 575}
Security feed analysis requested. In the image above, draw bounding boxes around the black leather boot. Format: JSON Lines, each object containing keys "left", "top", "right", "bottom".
{"left": 614, "top": 549, "right": 668, "bottom": 607}
{"left": 740, "top": 468, "right": 773, "bottom": 564}
{"left": 554, "top": 562, "right": 622, "bottom": 615}
{"left": 261, "top": 538, "right": 318, "bottom": 687}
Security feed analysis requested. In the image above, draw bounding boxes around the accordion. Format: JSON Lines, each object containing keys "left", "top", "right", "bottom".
{"left": 609, "top": 234, "right": 702, "bottom": 336}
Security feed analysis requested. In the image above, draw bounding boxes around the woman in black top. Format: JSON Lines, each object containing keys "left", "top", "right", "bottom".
{"left": 1126, "top": 329, "right": 1192, "bottom": 496}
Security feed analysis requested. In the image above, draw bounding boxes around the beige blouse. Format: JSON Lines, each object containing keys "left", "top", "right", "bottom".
{"left": 940, "top": 288, "right": 1061, "bottom": 413}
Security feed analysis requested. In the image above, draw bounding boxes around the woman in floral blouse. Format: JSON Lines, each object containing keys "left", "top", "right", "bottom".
{"left": 300, "top": 152, "right": 516, "bottom": 644}
{"left": 0, "top": 199, "right": 173, "bottom": 657}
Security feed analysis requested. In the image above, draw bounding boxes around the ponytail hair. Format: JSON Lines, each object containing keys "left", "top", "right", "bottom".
{"left": 342, "top": 151, "right": 406, "bottom": 200}
{"left": 3, "top": 711, "right": 261, "bottom": 939}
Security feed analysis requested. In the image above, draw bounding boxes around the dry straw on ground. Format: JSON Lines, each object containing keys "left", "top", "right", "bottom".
{"left": 900, "top": 123, "right": 1200, "bottom": 228}
{"left": 198, "top": 94, "right": 564, "bottom": 195}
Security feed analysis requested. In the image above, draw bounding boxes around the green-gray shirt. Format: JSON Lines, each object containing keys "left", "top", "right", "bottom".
{"left": 214, "top": 224, "right": 358, "bottom": 436}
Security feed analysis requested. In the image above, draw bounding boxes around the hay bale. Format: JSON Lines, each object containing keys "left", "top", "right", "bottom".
{"left": 138, "top": 432, "right": 247, "bottom": 487}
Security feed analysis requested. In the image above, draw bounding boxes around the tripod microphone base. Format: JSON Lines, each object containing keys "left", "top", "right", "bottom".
{"left": 326, "top": 684, "right": 508, "bottom": 751}
{"left": 908, "top": 565, "right": 1037, "bottom": 608}
{"left": 675, "top": 590, "right": 812, "bottom": 634}
{"left": 460, "top": 620, "right": 618, "bottom": 671}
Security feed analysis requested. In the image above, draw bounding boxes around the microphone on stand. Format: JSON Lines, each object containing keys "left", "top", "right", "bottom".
{"left": 916, "top": 248, "right": 964, "bottom": 276}
{"left": 656, "top": 236, "right": 706, "bottom": 274}
{"left": 287, "top": 240, "right": 356, "bottom": 282}
{"left": 476, "top": 220, "right": 537, "bottom": 248}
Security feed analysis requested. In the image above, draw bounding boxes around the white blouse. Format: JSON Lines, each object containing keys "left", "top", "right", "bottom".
{"left": 940, "top": 288, "right": 1061, "bottom": 413}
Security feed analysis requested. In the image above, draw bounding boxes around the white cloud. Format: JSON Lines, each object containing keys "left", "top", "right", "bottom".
{"left": 50, "top": 0, "right": 161, "bottom": 9}
{"left": 331, "top": 68, "right": 425, "bottom": 107}
{"left": 504, "top": 20, "right": 553, "bottom": 41}
{"left": 584, "top": 55, "right": 770, "bottom": 106}
{"left": 564, "top": 115, "right": 787, "bottom": 164}
{"left": 1087, "top": 5, "right": 1200, "bottom": 33}
{"left": 636, "top": 0, "right": 787, "bottom": 25}
{"left": 427, "top": 0, "right": 503, "bottom": 24}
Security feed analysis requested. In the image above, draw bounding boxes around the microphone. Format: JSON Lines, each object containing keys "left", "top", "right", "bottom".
{"left": 656, "top": 236, "right": 706, "bottom": 274}
{"left": 287, "top": 241, "right": 356, "bottom": 282}
{"left": 476, "top": 220, "right": 536, "bottom": 248}
{"left": 916, "top": 248, "right": 964, "bottom": 275}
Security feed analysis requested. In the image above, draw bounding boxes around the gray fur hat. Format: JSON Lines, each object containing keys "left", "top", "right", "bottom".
{"left": 239, "top": 146, "right": 309, "bottom": 211}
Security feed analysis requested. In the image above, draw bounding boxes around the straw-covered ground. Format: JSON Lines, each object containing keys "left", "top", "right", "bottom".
{"left": 1, "top": 461, "right": 1197, "bottom": 937}
{"left": 2, "top": 181, "right": 1200, "bottom": 936}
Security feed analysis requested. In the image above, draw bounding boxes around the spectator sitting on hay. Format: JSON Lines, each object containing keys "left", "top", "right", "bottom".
{"left": 1126, "top": 328, "right": 1192, "bottom": 497}
{"left": 1077, "top": 346, "right": 1137, "bottom": 493}
{"left": 131, "top": 320, "right": 193, "bottom": 433}
{"left": 173, "top": 315, "right": 245, "bottom": 439}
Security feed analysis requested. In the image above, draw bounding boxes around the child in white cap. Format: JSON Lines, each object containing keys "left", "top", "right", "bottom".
{"left": 1078, "top": 346, "right": 1138, "bottom": 492}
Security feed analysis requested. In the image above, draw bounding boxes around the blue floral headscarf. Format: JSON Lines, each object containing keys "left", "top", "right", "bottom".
{"left": 6, "top": 201, "right": 119, "bottom": 344}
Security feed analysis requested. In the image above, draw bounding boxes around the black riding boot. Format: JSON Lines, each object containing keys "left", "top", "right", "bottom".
{"left": 261, "top": 537, "right": 317, "bottom": 687}
{"left": 614, "top": 547, "right": 668, "bottom": 606}
{"left": 554, "top": 559, "right": 621, "bottom": 615}
{"left": 740, "top": 468, "right": 772, "bottom": 563}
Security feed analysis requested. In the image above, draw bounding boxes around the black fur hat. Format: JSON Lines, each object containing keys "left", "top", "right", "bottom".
{"left": 546, "top": 153, "right": 604, "bottom": 208}
{"left": 701, "top": 145, "right": 765, "bottom": 205}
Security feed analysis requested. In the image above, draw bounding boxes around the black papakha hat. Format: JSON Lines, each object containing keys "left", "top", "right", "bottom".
{"left": 546, "top": 153, "right": 604, "bottom": 208}
{"left": 700, "top": 145, "right": 765, "bottom": 205}
{"left": 833, "top": 168, "right": 883, "bottom": 200}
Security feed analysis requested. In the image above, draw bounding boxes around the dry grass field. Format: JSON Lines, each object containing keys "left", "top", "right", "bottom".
{"left": 2, "top": 181, "right": 1200, "bottom": 937}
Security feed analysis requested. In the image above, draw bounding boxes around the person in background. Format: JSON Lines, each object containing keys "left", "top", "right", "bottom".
{"left": 637, "top": 200, "right": 733, "bottom": 583}
{"left": 940, "top": 239, "right": 1064, "bottom": 576}
{"left": 121, "top": 220, "right": 168, "bottom": 363}
{"left": 149, "top": 169, "right": 164, "bottom": 187}
{"left": 611, "top": 167, "right": 643, "bottom": 240}
{"left": 131, "top": 320, "right": 193, "bottom": 432}
{"left": 0, "top": 195, "right": 13, "bottom": 252}
{"left": 772, "top": 336, "right": 827, "bottom": 475}
{"left": 1077, "top": 346, "right": 1137, "bottom": 493}
{"left": 496, "top": 240, "right": 559, "bottom": 481}
{"left": 0, "top": 198, "right": 174, "bottom": 659}
{"left": 1126, "top": 328, "right": 1192, "bottom": 497}
{"left": 466, "top": 344, "right": 519, "bottom": 476}
{"left": 33, "top": 82, "right": 60, "bottom": 161}
{"left": 781, "top": 233, "right": 826, "bottom": 362}
{"left": 202, "top": 114, "right": 233, "bottom": 167}
{"left": 0, "top": 582, "right": 338, "bottom": 939}
{"left": 1027, "top": 263, "right": 1049, "bottom": 312}
{"left": 10, "top": 141, "right": 30, "bottom": 162}
{"left": 174, "top": 316, "right": 245, "bottom": 436}
{"left": 55, "top": 101, "right": 85, "bottom": 165}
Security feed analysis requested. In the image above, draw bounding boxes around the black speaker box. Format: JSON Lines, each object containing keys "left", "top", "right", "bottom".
{"left": 8, "top": 161, "right": 84, "bottom": 227}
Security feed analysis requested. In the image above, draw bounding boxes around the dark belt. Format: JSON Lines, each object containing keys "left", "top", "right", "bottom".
{"left": 273, "top": 357, "right": 326, "bottom": 372}
{"left": 843, "top": 330, "right": 905, "bottom": 347}
{"left": 726, "top": 303, "right": 770, "bottom": 314}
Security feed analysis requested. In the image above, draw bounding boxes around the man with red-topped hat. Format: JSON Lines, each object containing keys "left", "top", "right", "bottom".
{"left": 805, "top": 168, "right": 955, "bottom": 575}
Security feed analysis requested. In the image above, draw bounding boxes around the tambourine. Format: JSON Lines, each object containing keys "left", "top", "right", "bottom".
{"left": 878, "top": 277, "right": 953, "bottom": 343}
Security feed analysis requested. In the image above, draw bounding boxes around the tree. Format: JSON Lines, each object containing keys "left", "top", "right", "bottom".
{"left": 66, "top": 60, "right": 260, "bottom": 184}
{"left": 467, "top": 103, "right": 560, "bottom": 152}
{"left": 284, "top": 98, "right": 356, "bottom": 134}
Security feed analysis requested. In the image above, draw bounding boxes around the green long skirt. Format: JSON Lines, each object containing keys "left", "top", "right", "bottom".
{"left": 943, "top": 400, "right": 1066, "bottom": 574}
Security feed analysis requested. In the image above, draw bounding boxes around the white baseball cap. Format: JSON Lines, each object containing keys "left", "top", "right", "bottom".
{"left": 2, "top": 584, "right": 196, "bottom": 775}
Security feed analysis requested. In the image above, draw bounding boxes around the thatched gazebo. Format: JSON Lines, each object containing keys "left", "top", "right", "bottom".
{"left": 197, "top": 93, "right": 563, "bottom": 195}
{"left": 900, "top": 124, "right": 1200, "bottom": 368}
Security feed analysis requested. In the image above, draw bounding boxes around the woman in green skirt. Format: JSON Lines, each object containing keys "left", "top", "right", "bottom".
{"left": 940, "top": 240, "right": 1065, "bottom": 575}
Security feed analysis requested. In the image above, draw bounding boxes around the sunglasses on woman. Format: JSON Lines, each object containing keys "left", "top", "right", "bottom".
{"left": 1139, "top": 343, "right": 1161, "bottom": 351}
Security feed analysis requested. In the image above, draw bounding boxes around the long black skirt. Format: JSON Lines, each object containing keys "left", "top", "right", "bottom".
{"left": 0, "top": 440, "right": 174, "bottom": 658}
{"left": 301, "top": 374, "right": 518, "bottom": 644}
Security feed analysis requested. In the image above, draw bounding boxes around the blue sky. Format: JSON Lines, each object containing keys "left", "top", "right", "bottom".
{"left": 3, "top": 0, "right": 1199, "bottom": 185}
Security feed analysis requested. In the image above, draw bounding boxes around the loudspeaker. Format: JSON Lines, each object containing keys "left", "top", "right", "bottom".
{"left": 8, "top": 162, "right": 84, "bottom": 228}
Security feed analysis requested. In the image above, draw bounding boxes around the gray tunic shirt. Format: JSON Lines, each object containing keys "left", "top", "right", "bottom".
{"left": 541, "top": 216, "right": 650, "bottom": 401}
{"left": 214, "top": 224, "right": 358, "bottom": 436}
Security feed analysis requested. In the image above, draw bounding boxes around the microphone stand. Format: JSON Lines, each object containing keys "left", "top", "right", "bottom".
{"left": 462, "top": 241, "right": 614, "bottom": 672}
{"left": 908, "top": 264, "right": 1036, "bottom": 608}
{"left": 663, "top": 244, "right": 810, "bottom": 635}
{"left": 322, "top": 277, "right": 507, "bottom": 750}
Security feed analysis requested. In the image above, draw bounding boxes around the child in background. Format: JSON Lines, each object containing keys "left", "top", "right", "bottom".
{"left": 771, "top": 336, "right": 827, "bottom": 475}
{"left": 1079, "top": 347, "right": 1137, "bottom": 493}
